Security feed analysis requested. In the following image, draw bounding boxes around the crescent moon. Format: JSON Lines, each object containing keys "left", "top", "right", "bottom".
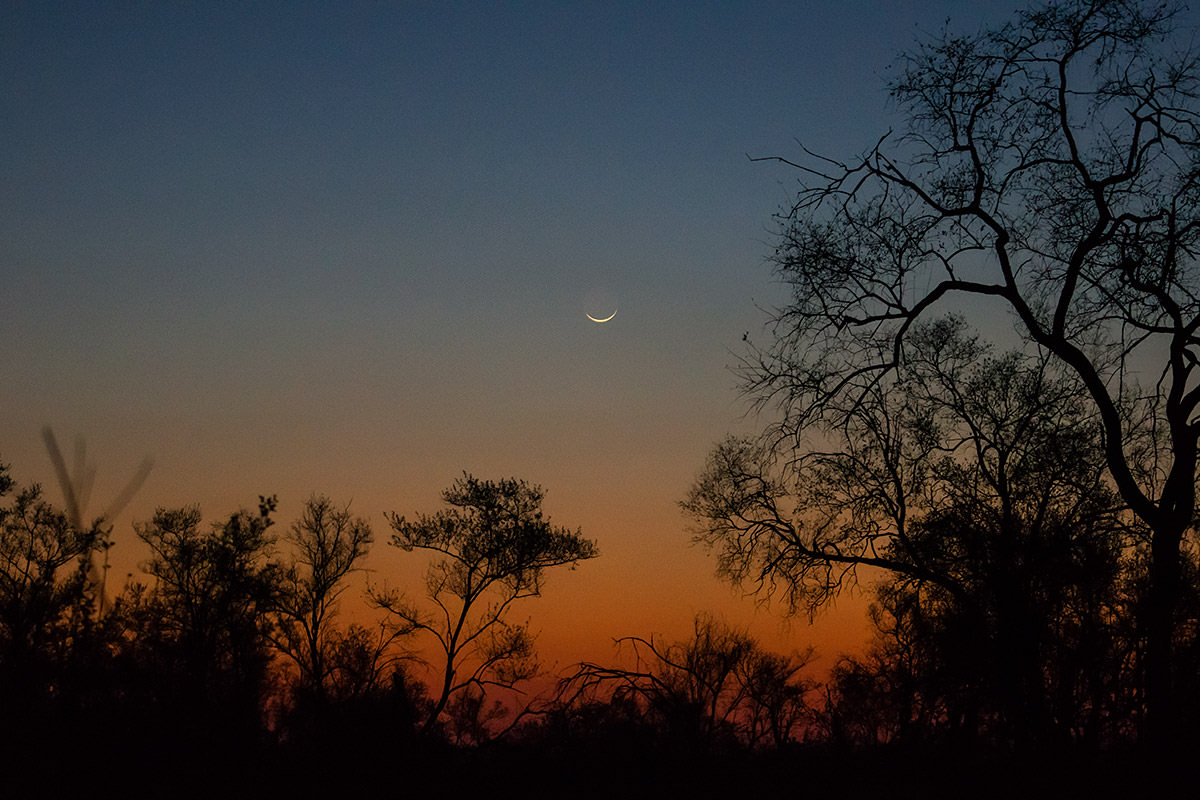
{"left": 586, "top": 308, "right": 618, "bottom": 323}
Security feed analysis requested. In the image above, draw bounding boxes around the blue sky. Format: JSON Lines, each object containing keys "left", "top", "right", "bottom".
{"left": 1, "top": 1, "right": 1027, "bottom": 663}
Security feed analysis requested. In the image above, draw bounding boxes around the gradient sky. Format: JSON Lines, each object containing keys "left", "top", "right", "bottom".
{"left": 1, "top": 1, "right": 1026, "bottom": 671}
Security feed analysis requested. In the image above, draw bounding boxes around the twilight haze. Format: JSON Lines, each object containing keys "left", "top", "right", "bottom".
{"left": 0, "top": 2, "right": 1023, "bottom": 670}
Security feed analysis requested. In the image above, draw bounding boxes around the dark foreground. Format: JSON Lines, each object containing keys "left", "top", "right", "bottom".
{"left": 1, "top": 732, "right": 1183, "bottom": 800}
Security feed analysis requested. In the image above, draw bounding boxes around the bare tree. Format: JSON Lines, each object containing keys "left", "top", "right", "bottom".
{"left": 273, "top": 495, "right": 373, "bottom": 704}
{"left": 373, "top": 474, "right": 598, "bottom": 739}
{"left": 723, "top": 0, "right": 1200, "bottom": 748}
{"left": 688, "top": 316, "right": 1136, "bottom": 745}
{"left": 562, "top": 613, "right": 815, "bottom": 750}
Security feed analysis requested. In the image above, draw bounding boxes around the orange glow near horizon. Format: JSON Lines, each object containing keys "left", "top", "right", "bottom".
{"left": 4, "top": 433, "right": 873, "bottom": 679}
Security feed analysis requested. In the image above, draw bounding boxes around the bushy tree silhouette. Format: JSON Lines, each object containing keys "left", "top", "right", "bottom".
{"left": 0, "top": 459, "right": 103, "bottom": 745}
{"left": 121, "top": 497, "right": 283, "bottom": 748}
{"left": 373, "top": 474, "right": 597, "bottom": 740}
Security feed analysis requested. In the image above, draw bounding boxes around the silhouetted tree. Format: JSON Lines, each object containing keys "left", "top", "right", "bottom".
{"left": 125, "top": 496, "right": 282, "bottom": 745}
{"left": 322, "top": 621, "right": 415, "bottom": 703}
{"left": 562, "top": 613, "right": 815, "bottom": 752}
{"left": 275, "top": 621, "right": 428, "bottom": 765}
{"left": 273, "top": 495, "right": 373, "bottom": 704}
{"left": 736, "top": 0, "right": 1200, "bottom": 748}
{"left": 820, "top": 655, "right": 905, "bottom": 747}
{"left": 0, "top": 459, "right": 103, "bottom": 740}
{"left": 687, "top": 320, "right": 1134, "bottom": 747}
{"left": 373, "top": 474, "right": 598, "bottom": 740}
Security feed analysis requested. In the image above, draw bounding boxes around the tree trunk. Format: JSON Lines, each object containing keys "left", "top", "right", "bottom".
{"left": 1144, "top": 524, "right": 1182, "bottom": 757}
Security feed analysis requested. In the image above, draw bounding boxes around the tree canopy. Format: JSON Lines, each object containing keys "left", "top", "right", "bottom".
{"left": 376, "top": 474, "right": 598, "bottom": 739}
{"left": 731, "top": 0, "right": 1200, "bottom": 750}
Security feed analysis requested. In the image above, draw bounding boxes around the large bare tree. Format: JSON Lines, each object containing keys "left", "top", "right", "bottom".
{"left": 708, "top": 0, "right": 1200, "bottom": 749}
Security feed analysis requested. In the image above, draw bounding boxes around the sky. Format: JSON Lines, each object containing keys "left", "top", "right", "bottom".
{"left": 0, "top": 1, "right": 1027, "bottom": 672}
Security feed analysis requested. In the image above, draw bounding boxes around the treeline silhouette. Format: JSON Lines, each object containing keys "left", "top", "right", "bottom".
{"left": 0, "top": 441, "right": 1186, "bottom": 797}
